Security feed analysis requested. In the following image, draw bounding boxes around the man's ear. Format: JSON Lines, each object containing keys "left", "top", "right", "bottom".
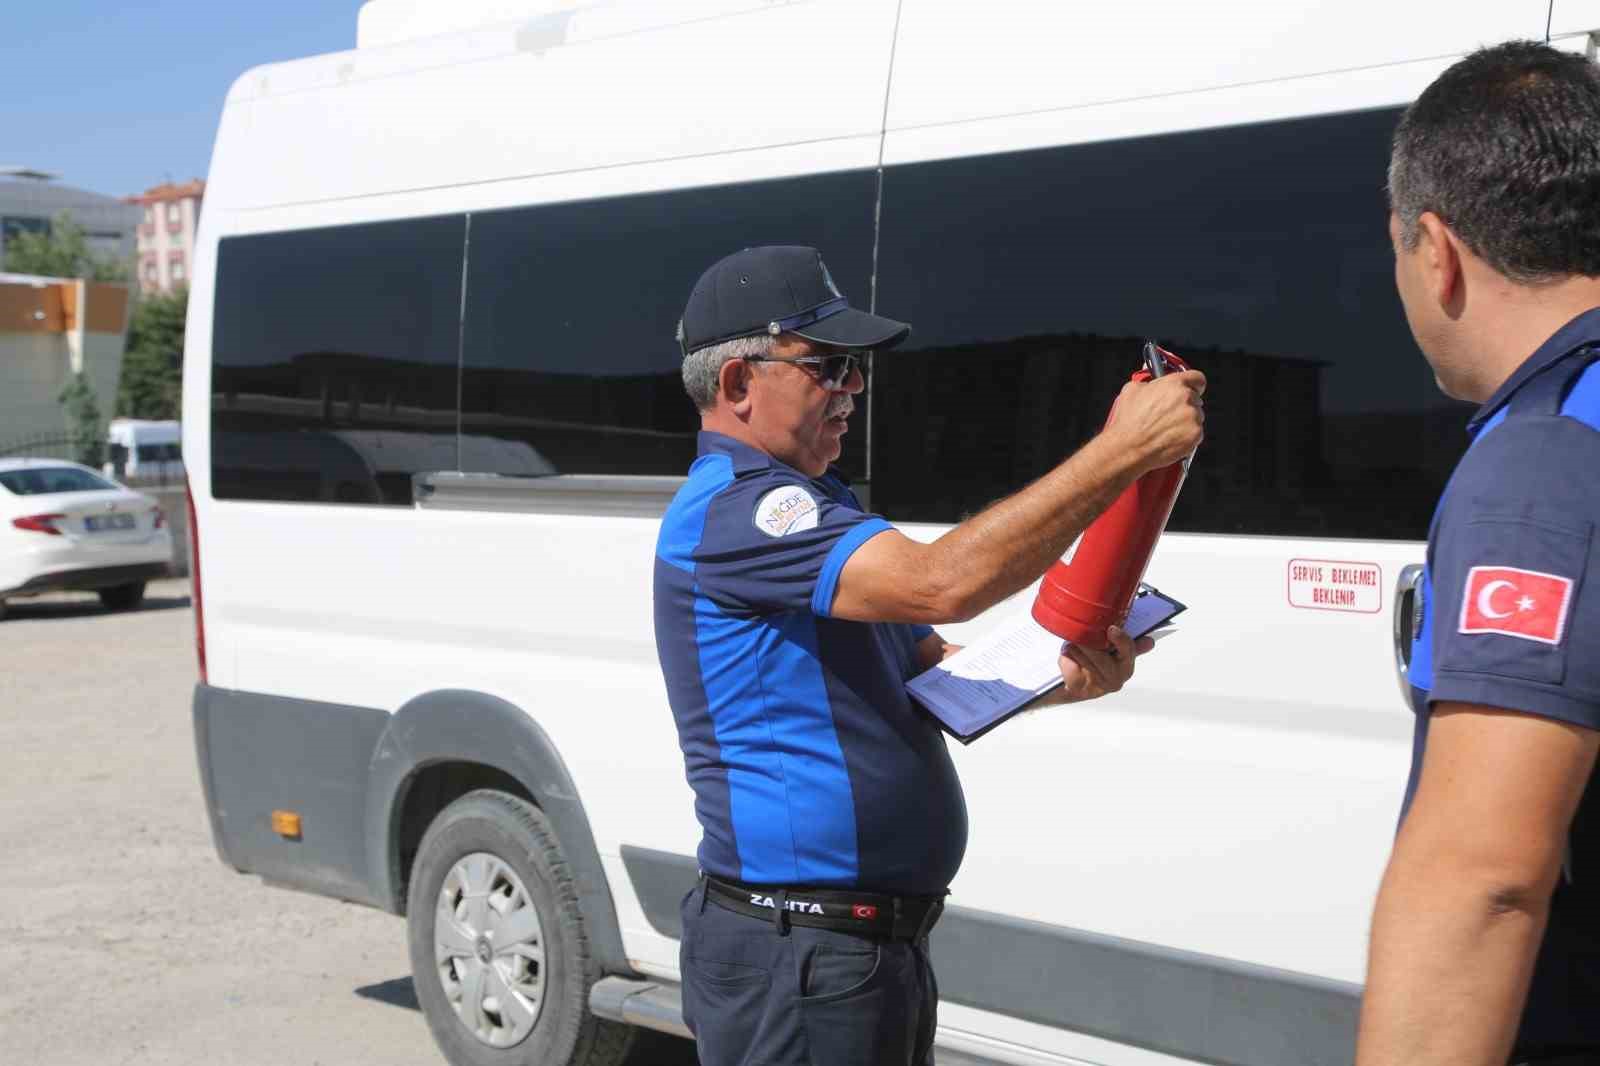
{"left": 717, "top": 356, "right": 755, "bottom": 416}
{"left": 1416, "top": 211, "right": 1464, "bottom": 312}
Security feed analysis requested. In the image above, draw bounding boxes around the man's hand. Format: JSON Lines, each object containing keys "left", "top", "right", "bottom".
{"left": 1055, "top": 625, "right": 1156, "bottom": 703}
{"left": 914, "top": 631, "right": 960, "bottom": 672}
{"left": 1103, "top": 371, "right": 1207, "bottom": 473}
{"left": 831, "top": 364, "right": 1203, "bottom": 627}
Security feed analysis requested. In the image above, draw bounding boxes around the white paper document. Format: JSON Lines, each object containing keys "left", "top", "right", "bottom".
{"left": 905, "top": 615, "right": 1065, "bottom": 743}
{"left": 905, "top": 589, "right": 1184, "bottom": 743}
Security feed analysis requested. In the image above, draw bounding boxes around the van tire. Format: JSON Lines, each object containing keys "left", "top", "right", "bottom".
{"left": 406, "top": 789, "right": 638, "bottom": 1066}
{"left": 98, "top": 582, "right": 146, "bottom": 611}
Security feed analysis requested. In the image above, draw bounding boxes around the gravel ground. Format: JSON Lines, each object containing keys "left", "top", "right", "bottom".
{"left": 0, "top": 579, "right": 695, "bottom": 1066}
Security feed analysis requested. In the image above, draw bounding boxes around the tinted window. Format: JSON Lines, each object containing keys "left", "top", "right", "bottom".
{"left": 211, "top": 215, "right": 465, "bottom": 504}
{"left": 0, "top": 467, "right": 114, "bottom": 495}
{"left": 461, "top": 172, "right": 879, "bottom": 480}
{"left": 872, "top": 108, "right": 1471, "bottom": 539}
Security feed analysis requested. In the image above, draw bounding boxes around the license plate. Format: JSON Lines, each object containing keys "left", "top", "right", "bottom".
{"left": 85, "top": 514, "right": 136, "bottom": 532}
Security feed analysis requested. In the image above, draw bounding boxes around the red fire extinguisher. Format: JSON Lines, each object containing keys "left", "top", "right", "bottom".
{"left": 1031, "top": 342, "right": 1196, "bottom": 648}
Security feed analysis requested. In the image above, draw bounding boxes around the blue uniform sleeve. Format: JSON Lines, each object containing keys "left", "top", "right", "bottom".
{"left": 693, "top": 472, "right": 892, "bottom": 617}
{"left": 1427, "top": 417, "right": 1600, "bottom": 731}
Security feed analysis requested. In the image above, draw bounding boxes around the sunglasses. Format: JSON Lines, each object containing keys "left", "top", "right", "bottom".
{"left": 743, "top": 350, "right": 864, "bottom": 391}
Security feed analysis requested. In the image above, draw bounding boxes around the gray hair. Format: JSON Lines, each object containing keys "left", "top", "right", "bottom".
{"left": 1387, "top": 41, "right": 1600, "bottom": 279}
{"left": 681, "top": 333, "right": 774, "bottom": 411}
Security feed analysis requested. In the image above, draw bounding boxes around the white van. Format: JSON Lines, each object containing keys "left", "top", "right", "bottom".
{"left": 183, "top": 5, "right": 1600, "bottom": 1065}
{"left": 106, "top": 418, "right": 184, "bottom": 485}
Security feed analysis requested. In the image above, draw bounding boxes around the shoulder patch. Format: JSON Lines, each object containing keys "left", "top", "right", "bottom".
{"left": 753, "top": 485, "right": 819, "bottom": 537}
{"left": 1459, "top": 565, "right": 1574, "bottom": 645}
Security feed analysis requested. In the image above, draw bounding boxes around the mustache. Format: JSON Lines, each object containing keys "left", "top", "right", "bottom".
{"left": 825, "top": 397, "right": 854, "bottom": 420}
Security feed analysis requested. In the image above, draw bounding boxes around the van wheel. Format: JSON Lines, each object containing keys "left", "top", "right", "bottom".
{"left": 407, "top": 789, "right": 638, "bottom": 1066}
{"left": 98, "top": 582, "right": 146, "bottom": 611}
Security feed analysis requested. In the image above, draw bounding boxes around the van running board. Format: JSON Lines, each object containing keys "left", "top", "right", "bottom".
{"left": 588, "top": 977, "right": 692, "bottom": 1039}
{"left": 588, "top": 977, "right": 1011, "bottom": 1066}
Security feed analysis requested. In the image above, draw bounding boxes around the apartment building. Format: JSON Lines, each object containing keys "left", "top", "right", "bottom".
{"left": 126, "top": 179, "right": 204, "bottom": 295}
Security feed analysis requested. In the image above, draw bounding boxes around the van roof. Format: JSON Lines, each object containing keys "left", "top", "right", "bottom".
{"left": 356, "top": 0, "right": 576, "bottom": 49}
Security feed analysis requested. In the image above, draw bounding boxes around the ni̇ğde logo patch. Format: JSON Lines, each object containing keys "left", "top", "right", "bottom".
{"left": 1459, "top": 566, "right": 1574, "bottom": 645}
{"left": 754, "top": 486, "right": 819, "bottom": 537}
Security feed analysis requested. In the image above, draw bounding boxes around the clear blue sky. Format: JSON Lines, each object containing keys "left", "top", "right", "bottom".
{"left": 5, "top": 2, "right": 362, "bottom": 199}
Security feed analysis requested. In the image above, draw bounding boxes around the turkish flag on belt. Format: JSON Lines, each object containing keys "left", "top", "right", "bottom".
{"left": 1459, "top": 566, "right": 1575, "bottom": 645}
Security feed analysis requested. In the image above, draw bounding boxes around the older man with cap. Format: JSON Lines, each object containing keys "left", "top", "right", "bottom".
{"left": 652, "top": 244, "right": 1205, "bottom": 1066}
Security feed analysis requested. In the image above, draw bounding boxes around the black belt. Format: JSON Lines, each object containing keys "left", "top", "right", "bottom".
{"left": 702, "top": 874, "right": 946, "bottom": 941}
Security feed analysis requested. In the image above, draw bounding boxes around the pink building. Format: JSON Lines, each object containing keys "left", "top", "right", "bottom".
{"left": 125, "top": 179, "right": 204, "bottom": 295}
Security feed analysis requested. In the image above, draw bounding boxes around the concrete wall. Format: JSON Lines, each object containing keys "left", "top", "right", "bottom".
{"left": 0, "top": 275, "right": 131, "bottom": 446}
{"left": 0, "top": 332, "right": 70, "bottom": 439}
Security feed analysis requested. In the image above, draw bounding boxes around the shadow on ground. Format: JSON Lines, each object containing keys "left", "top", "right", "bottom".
{"left": 355, "top": 978, "right": 700, "bottom": 1064}
{"left": 355, "top": 977, "right": 420, "bottom": 1011}
{"left": 3, "top": 593, "right": 191, "bottom": 622}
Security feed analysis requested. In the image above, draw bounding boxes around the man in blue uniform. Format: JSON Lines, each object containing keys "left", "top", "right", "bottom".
{"left": 1357, "top": 43, "right": 1600, "bottom": 1066}
{"left": 653, "top": 245, "right": 1205, "bottom": 1066}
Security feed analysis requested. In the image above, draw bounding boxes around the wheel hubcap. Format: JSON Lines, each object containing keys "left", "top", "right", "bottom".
{"left": 435, "top": 852, "right": 547, "bottom": 1047}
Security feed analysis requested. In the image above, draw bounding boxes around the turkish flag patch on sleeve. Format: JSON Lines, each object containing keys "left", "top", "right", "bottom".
{"left": 1458, "top": 566, "right": 1575, "bottom": 645}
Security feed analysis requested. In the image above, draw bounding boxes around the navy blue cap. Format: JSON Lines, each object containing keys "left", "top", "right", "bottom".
{"left": 677, "top": 245, "right": 911, "bottom": 356}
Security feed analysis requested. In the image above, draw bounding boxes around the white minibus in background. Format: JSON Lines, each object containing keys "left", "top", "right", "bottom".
{"left": 183, "top": 4, "right": 1600, "bottom": 1065}
{"left": 105, "top": 418, "right": 184, "bottom": 485}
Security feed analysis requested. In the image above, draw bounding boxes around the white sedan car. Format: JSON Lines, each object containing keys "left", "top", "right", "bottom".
{"left": 0, "top": 458, "right": 173, "bottom": 619}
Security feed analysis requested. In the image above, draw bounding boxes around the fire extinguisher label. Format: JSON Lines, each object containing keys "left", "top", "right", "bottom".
{"left": 754, "top": 486, "right": 820, "bottom": 538}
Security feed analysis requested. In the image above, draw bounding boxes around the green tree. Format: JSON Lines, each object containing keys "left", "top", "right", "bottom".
{"left": 58, "top": 372, "right": 105, "bottom": 467}
{"left": 4, "top": 210, "right": 130, "bottom": 281}
{"left": 118, "top": 287, "right": 187, "bottom": 420}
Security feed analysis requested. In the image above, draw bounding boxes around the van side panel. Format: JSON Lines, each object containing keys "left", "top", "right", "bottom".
{"left": 192, "top": 678, "right": 636, "bottom": 974}
{"left": 182, "top": 3, "right": 1587, "bottom": 1063}
{"left": 192, "top": 155, "right": 884, "bottom": 986}
{"left": 222, "top": 0, "right": 900, "bottom": 209}
{"left": 620, "top": 844, "right": 1361, "bottom": 1066}
{"left": 194, "top": 685, "right": 390, "bottom": 906}
{"left": 364, "top": 688, "right": 633, "bottom": 976}
{"left": 887, "top": 1, "right": 1546, "bottom": 137}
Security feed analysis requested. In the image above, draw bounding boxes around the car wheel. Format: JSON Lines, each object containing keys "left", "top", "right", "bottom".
{"left": 98, "top": 582, "right": 147, "bottom": 611}
{"left": 407, "top": 789, "right": 638, "bottom": 1066}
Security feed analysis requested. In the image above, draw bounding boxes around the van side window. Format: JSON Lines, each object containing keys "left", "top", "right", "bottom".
{"left": 460, "top": 172, "right": 879, "bottom": 480}
{"left": 871, "top": 108, "right": 1470, "bottom": 540}
{"left": 211, "top": 215, "right": 466, "bottom": 505}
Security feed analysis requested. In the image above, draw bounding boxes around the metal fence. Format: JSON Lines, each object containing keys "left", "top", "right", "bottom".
{"left": 0, "top": 432, "right": 184, "bottom": 488}
{"left": 0, "top": 432, "right": 97, "bottom": 466}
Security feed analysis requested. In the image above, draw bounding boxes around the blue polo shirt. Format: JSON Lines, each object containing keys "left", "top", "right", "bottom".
{"left": 1407, "top": 308, "right": 1600, "bottom": 1057}
{"left": 653, "top": 431, "right": 968, "bottom": 895}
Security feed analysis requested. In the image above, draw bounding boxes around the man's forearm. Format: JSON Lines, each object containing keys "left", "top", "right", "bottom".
{"left": 928, "top": 433, "right": 1145, "bottom": 619}
{"left": 1357, "top": 849, "right": 1550, "bottom": 1066}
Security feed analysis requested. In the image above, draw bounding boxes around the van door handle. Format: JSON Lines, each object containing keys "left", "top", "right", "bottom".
{"left": 1392, "top": 563, "right": 1425, "bottom": 711}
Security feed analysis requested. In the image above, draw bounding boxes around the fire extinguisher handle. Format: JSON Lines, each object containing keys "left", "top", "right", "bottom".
{"left": 1142, "top": 340, "right": 1168, "bottom": 380}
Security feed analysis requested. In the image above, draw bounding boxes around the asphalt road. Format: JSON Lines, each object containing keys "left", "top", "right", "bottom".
{"left": 0, "top": 579, "right": 696, "bottom": 1066}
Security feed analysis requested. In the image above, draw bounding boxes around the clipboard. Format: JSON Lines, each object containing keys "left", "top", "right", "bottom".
{"left": 905, "top": 584, "right": 1186, "bottom": 744}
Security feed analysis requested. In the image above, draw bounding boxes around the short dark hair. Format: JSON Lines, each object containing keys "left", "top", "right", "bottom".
{"left": 1389, "top": 40, "right": 1600, "bottom": 282}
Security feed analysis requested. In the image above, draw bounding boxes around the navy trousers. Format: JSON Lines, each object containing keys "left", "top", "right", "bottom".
{"left": 678, "top": 881, "right": 939, "bottom": 1066}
